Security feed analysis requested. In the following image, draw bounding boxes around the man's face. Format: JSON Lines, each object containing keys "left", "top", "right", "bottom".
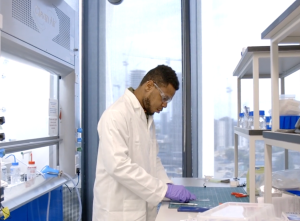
{"left": 143, "top": 81, "right": 176, "bottom": 115}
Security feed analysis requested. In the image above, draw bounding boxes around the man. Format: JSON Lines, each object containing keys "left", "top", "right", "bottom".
{"left": 93, "top": 65, "right": 196, "bottom": 221}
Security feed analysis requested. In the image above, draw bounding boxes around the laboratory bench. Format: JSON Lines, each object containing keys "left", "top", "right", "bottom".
{"left": 155, "top": 177, "right": 247, "bottom": 221}
{"left": 2, "top": 175, "right": 67, "bottom": 211}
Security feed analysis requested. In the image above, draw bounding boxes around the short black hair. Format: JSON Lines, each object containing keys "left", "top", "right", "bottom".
{"left": 140, "top": 65, "right": 179, "bottom": 90}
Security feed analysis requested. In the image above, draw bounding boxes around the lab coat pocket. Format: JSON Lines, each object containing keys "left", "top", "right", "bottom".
{"left": 123, "top": 199, "right": 146, "bottom": 221}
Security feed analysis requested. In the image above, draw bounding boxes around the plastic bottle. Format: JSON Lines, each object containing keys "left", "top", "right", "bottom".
{"left": 1, "top": 162, "right": 7, "bottom": 182}
{"left": 238, "top": 113, "right": 244, "bottom": 128}
{"left": 259, "top": 110, "right": 266, "bottom": 129}
{"left": 5, "top": 154, "right": 21, "bottom": 185}
{"left": 248, "top": 111, "right": 254, "bottom": 129}
{"left": 27, "top": 153, "right": 36, "bottom": 181}
{"left": 265, "top": 116, "right": 272, "bottom": 130}
{"left": 11, "top": 162, "right": 21, "bottom": 185}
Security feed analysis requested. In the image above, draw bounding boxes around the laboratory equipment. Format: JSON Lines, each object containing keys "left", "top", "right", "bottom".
{"left": 279, "top": 115, "right": 300, "bottom": 129}
{"left": 196, "top": 202, "right": 277, "bottom": 221}
{"left": 259, "top": 110, "right": 266, "bottom": 129}
{"left": 282, "top": 212, "right": 300, "bottom": 221}
{"left": 238, "top": 113, "right": 244, "bottom": 128}
{"left": 230, "top": 180, "right": 239, "bottom": 187}
{"left": 5, "top": 154, "right": 21, "bottom": 185}
{"left": 248, "top": 111, "right": 254, "bottom": 129}
{"left": 279, "top": 95, "right": 300, "bottom": 116}
{"left": 231, "top": 192, "right": 248, "bottom": 198}
{"left": 40, "top": 165, "right": 61, "bottom": 179}
{"left": 178, "top": 206, "right": 209, "bottom": 213}
{"left": 248, "top": 111, "right": 266, "bottom": 129}
{"left": 265, "top": 116, "right": 272, "bottom": 130}
{"left": 243, "top": 106, "right": 250, "bottom": 128}
{"left": 272, "top": 169, "right": 300, "bottom": 190}
{"left": 1, "top": 162, "right": 7, "bottom": 182}
{"left": 21, "top": 151, "right": 36, "bottom": 181}
{"left": 258, "top": 195, "right": 300, "bottom": 217}
{"left": 170, "top": 202, "right": 198, "bottom": 206}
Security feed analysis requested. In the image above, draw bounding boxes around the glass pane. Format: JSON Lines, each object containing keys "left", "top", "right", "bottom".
{"left": 202, "top": 0, "right": 295, "bottom": 177}
{"left": 106, "top": 0, "right": 182, "bottom": 177}
{"left": 0, "top": 56, "right": 58, "bottom": 142}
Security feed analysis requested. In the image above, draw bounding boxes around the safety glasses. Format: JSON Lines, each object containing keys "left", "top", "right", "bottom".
{"left": 153, "top": 82, "right": 172, "bottom": 103}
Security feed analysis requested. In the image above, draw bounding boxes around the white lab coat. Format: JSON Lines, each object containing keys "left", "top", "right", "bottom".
{"left": 93, "top": 89, "right": 172, "bottom": 221}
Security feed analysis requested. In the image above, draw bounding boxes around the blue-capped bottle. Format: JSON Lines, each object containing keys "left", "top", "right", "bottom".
{"left": 259, "top": 110, "right": 266, "bottom": 129}
{"left": 5, "top": 154, "right": 21, "bottom": 185}
{"left": 265, "top": 116, "right": 272, "bottom": 130}
{"left": 238, "top": 113, "right": 244, "bottom": 128}
{"left": 248, "top": 111, "right": 254, "bottom": 129}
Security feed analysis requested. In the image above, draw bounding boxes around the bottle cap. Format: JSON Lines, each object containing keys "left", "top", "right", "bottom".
{"left": 29, "top": 161, "right": 35, "bottom": 165}
{"left": 249, "top": 111, "right": 253, "bottom": 116}
{"left": 259, "top": 110, "right": 265, "bottom": 116}
{"left": 239, "top": 113, "right": 244, "bottom": 117}
{"left": 12, "top": 162, "right": 19, "bottom": 166}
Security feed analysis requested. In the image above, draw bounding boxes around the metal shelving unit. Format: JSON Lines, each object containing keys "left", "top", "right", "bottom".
{"left": 261, "top": 1, "right": 300, "bottom": 204}
{"left": 232, "top": 45, "right": 300, "bottom": 202}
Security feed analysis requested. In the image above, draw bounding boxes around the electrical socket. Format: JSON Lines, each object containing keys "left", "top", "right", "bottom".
{"left": 75, "top": 164, "right": 80, "bottom": 174}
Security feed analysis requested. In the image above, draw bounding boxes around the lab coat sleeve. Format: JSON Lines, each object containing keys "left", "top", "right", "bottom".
{"left": 98, "top": 110, "right": 168, "bottom": 206}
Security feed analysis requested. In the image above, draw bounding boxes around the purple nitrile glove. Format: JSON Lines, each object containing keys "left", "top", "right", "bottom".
{"left": 165, "top": 184, "right": 196, "bottom": 203}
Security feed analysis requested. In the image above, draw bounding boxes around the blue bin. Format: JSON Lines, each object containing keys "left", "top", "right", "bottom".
{"left": 280, "top": 116, "right": 300, "bottom": 129}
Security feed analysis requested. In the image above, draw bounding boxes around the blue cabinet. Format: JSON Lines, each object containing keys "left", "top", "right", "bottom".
{"left": 6, "top": 187, "right": 63, "bottom": 221}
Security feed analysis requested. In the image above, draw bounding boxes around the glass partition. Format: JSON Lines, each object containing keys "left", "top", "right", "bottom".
{"left": 0, "top": 55, "right": 58, "bottom": 142}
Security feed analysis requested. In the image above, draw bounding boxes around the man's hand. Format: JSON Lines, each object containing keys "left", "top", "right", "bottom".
{"left": 165, "top": 184, "right": 196, "bottom": 202}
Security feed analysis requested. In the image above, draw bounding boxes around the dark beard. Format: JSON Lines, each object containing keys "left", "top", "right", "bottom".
{"left": 144, "top": 97, "right": 154, "bottom": 116}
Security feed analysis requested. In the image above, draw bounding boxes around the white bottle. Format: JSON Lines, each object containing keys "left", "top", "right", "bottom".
{"left": 259, "top": 110, "right": 266, "bottom": 129}
{"left": 27, "top": 160, "right": 36, "bottom": 181}
{"left": 10, "top": 162, "right": 21, "bottom": 185}
{"left": 1, "top": 162, "right": 7, "bottom": 182}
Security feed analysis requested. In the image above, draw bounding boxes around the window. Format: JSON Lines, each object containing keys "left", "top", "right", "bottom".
{"left": 106, "top": 0, "right": 182, "bottom": 177}
{"left": 201, "top": 0, "right": 295, "bottom": 177}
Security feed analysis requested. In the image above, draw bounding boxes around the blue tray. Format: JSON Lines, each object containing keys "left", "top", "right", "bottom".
{"left": 280, "top": 116, "right": 300, "bottom": 129}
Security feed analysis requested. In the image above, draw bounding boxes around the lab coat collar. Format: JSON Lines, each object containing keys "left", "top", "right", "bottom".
{"left": 124, "top": 89, "right": 142, "bottom": 110}
{"left": 124, "top": 89, "right": 153, "bottom": 129}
